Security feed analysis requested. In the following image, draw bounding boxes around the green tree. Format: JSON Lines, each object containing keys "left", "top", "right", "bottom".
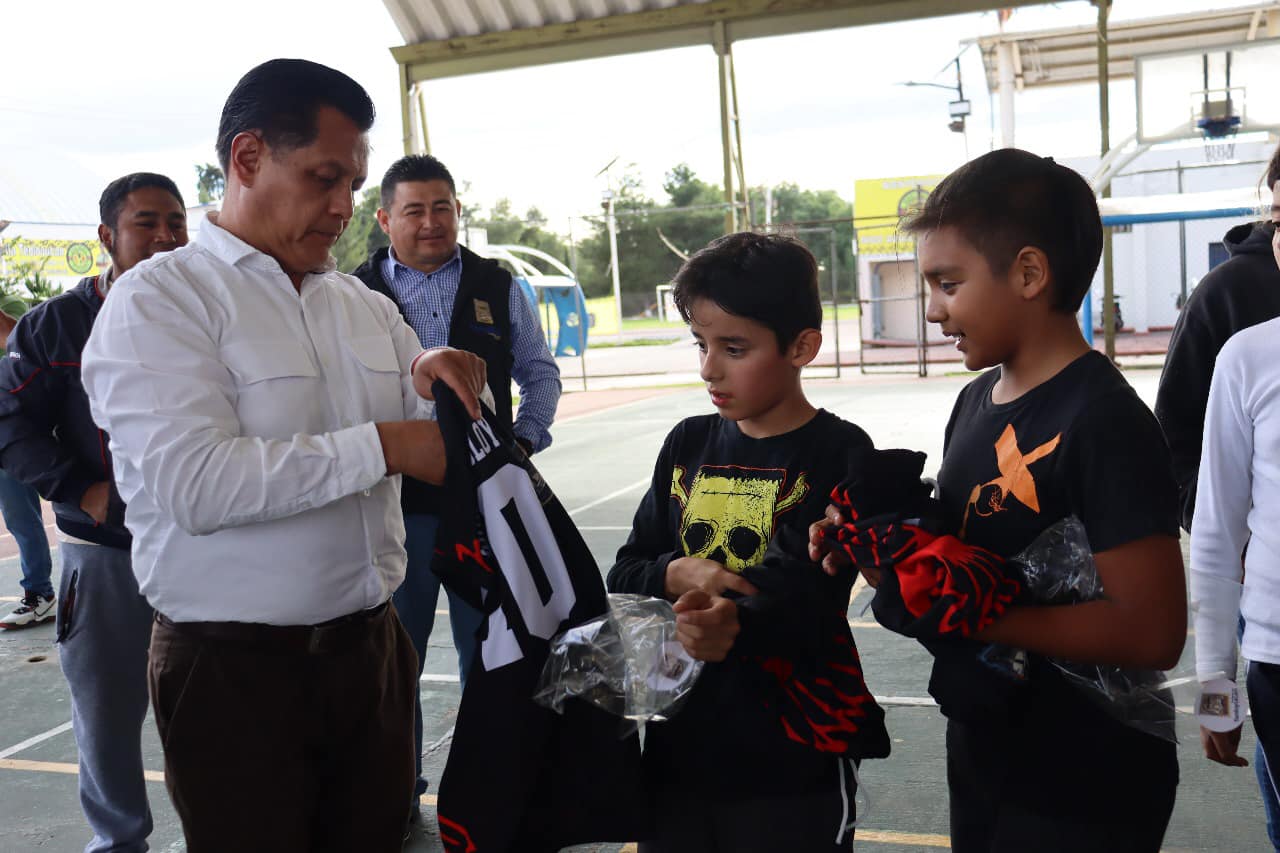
{"left": 749, "top": 182, "right": 856, "bottom": 302}
{"left": 573, "top": 167, "right": 673, "bottom": 311}
{"left": 471, "top": 199, "right": 573, "bottom": 270}
{"left": 656, "top": 163, "right": 725, "bottom": 261}
{"left": 332, "top": 187, "right": 388, "bottom": 273}
{"left": 195, "top": 163, "right": 225, "bottom": 205}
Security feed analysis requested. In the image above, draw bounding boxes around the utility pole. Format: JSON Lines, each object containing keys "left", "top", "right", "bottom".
{"left": 1096, "top": 0, "right": 1116, "bottom": 360}
{"left": 603, "top": 189, "right": 623, "bottom": 339}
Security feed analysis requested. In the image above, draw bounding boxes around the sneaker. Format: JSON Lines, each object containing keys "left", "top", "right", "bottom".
{"left": 403, "top": 798, "right": 422, "bottom": 845}
{"left": 0, "top": 593, "right": 55, "bottom": 629}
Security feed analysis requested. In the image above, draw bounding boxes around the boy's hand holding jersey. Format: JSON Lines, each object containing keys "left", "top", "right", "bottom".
{"left": 672, "top": 590, "right": 741, "bottom": 662}
{"left": 813, "top": 448, "right": 1022, "bottom": 641}
{"left": 664, "top": 556, "right": 758, "bottom": 599}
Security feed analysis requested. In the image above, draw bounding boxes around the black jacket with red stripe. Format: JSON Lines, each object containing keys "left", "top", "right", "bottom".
{"left": 0, "top": 275, "right": 128, "bottom": 549}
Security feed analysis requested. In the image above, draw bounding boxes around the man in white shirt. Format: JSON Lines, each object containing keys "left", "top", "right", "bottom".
{"left": 1191, "top": 148, "right": 1280, "bottom": 847}
{"left": 81, "top": 59, "right": 485, "bottom": 852}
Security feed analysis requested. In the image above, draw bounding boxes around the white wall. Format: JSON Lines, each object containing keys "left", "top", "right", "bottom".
{"left": 1069, "top": 139, "right": 1272, "bottom": 332}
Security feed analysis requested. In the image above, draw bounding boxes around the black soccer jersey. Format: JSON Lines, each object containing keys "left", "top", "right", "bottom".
{"left": 430, "top": 383, "right": 647, "bottom": 852}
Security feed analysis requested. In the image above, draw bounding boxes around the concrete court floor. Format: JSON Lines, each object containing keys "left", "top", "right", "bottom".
{"left": 0, "top": 367, "right": 1270, "bottom": 852}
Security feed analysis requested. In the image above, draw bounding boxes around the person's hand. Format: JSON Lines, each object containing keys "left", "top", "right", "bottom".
{"left": 376, "top": 420, "right": 446, "bottom": 484}
{"left": 672, "top": 590, "right": 739, "bottom": 662}
{"left": 80, "top": 481, "right": 111, "bottom": 525}
{"left": 1200, "top": 724, "right": 1248, "bottom": 767}
{"left": 412, "top": 347, "right": 487, "bottom": 419}
{"left": 664, "top": 557, "right": 758, "bottom": 599}
{"left": 0, "top": 311, "right": 16, "bottom": 350}
{"left": 808, "top": 504, "right": 856, "bottom": 578}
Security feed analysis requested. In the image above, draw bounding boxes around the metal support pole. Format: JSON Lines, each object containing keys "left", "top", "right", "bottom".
{"left": 1096, "top": 0, "right": 1116, "bottom": 360}
{"left": 605, "top": 192, "right": 624, "bottom": 341}
{"left": 415, "top": 85, "right": 432, "bottom": 155}
{"left": 914, "top": 240, "right": 927, "bottom": 378}
{"left": 398, "top": 64, "right": 415, "bottom": 156}
{"left": 996, "top": 42, "right": 1016, "bottom": 148}
{"left": 727, "top": 47, "right": 751, "bottom": 228}
{"left": 566, "top": 217, "right": 586, "bottom": 391}
{"left": 1177, "top": 161, "right": 1188, "bottom": 307}
{"left": 714, "top": 22, "right": 736, "bottom": 234}
{"left": 830, "top": 238, "right": 841, "bottom": 378}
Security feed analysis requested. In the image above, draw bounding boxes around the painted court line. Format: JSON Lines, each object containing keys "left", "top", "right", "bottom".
{"left": 0, "top": 758, "right": 165, "bottom": 783}
{"left": 566, "top": 477, "right": 650, "bottom": 518}
{"left": 858, "top": 829, "right": 952, "bottom": 848}
{"left": 0, "top": 721, "right": 73, "bottom": 760}
{"left": 0, "top": 761, "right": 951, "bottom": 850}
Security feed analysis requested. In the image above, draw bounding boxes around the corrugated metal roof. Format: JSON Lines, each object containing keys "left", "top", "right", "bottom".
{"left": 968, "top": 2, "right": 1280, "bottom": 90}
{"left": 384, "top": 0, "right": 1048, "bottom": 81}
{"left": 383, "top": 0, "right": 704, "bottom": 44}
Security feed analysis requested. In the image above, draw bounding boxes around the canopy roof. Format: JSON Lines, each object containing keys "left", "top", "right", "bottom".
{"left": 383, "top": 0, "right": 1047, "bottom": 81}
{"left": 968, "top": 2, "right": 1280, "bottom": 91}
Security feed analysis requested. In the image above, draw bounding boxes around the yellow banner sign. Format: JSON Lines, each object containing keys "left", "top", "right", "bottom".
{"left": 854, "top": 175, "right": 944, "bottom": 258}
{"left": 1, "top": 238, "right": 107, "bottom": 278}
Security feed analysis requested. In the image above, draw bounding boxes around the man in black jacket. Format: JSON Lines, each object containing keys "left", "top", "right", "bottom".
{"left": 0, "top": 173, "right": 187, "bottom": 853}
{"left": 351, "top": 154, "right": 561, "bottom": 819}
{"left": 1156, "top": 156, "right": 1280, "bottom": 532}
{"left": 1154, "top": 144, "right": 1280, "bottom": 851}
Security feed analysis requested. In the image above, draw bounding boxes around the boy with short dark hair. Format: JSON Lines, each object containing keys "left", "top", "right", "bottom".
{"left": 888, "top": 149, "right": 1185, "bottom": 850}
{"left": 608, "top": 232, "right": 889, "bottom": 853}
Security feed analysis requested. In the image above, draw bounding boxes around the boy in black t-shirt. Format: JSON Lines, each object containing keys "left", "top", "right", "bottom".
{"left": 609, "top": 233, "right": 889, "bottom": 853}
{"left": 815, "top": 150, "right": 1187, "bottom": 851}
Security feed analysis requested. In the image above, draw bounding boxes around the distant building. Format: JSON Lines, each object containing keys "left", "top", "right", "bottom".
{"left": 853, "top": 138, "right": 1272, "bottom": 344}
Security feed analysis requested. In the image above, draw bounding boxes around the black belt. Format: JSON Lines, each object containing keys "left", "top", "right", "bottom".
{"left": 155, "top": 601, "right": 390, "bottom": 655}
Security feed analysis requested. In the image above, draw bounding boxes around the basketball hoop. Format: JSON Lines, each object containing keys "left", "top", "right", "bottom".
{"left": 1201, "top": 124, "right": 1239, "bottom": 162}
{"left": 1199, "top": 114, "right": 1241, "bottom": 162}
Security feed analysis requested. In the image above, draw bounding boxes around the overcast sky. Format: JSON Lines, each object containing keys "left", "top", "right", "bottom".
{"left": 0, "top": 0, "right": 1262, "bottom": 230}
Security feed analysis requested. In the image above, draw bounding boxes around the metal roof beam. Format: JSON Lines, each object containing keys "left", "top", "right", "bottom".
{"left": 392, "top": 0, "right": 1048, "bottom": 82}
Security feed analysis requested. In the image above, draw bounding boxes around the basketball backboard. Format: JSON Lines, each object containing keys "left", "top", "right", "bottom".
{"left": 1136, "top": 37, "right": 1280, "bottom": 144}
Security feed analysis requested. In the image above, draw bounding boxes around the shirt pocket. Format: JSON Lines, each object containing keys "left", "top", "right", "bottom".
{"left": 219, "top": 339, "right": 320, "bottom": 437}
{"left": 343, "top": 335, "right": 405, "bottom": 422}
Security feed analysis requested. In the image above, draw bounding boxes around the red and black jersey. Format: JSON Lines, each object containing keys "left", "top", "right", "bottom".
{"left": 431, "top": 382, "right": 647, "bottom": 853}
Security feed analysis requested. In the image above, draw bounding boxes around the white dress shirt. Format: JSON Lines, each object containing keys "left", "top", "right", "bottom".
{"left": 82, "top": 217, "right": 432, "bottom": 625}
{"left": 1191, "top": 316, "right": 1280, "bottom": 681}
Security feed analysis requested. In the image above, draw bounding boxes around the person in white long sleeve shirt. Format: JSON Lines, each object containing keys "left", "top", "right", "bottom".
{"left": 80, "top": 59, "right": 485, "bottom": 852}
{"left": 1190, "top": 175, "right": 1280, "bottom": 826}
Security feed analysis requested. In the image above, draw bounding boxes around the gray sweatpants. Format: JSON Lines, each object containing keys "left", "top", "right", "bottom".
{"left": 56, "top": 541, "right": 154, "bottom": 853}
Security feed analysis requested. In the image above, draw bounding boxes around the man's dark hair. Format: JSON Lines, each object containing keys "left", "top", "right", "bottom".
{"left": 1266, "top": 141, "right": 1280, "bottom": 191}
{"left": 380, "top": 154, "right": 457, "bottom": 208}
{"left": 673, "top": 232, "right": 821, "bottom": 350}
{"left": 98, "top": 173, "right": 185, "bottom": 229}
{"left": 901, "top": 148, "right": 1103, "bottom": 313}
{"left": 215, "top": 59, "right": 375, "bottom": 172}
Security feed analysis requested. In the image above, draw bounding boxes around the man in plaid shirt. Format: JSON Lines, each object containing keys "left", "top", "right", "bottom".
{"left": 352, "top": 154, "right": 561, "bottom": 825}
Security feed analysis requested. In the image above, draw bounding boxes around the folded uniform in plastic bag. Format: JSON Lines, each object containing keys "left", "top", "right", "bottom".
{"left": 534, "top": 593, "right": 703, "bottom": 725}
{"left": 1004, "top": 516, "right": 1176, "bottom": 743}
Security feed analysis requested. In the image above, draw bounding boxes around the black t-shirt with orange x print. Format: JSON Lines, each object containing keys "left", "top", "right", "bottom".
{"left": 935, "top": 350, "right": 1181, "bottom": 822}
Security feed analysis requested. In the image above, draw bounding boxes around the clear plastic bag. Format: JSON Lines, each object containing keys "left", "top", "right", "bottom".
{"left": 534, "top": 594, "right": 703, "bottom": 727}
{"left": 1003, "top": 516, "right": 1177, "bottom": 743}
